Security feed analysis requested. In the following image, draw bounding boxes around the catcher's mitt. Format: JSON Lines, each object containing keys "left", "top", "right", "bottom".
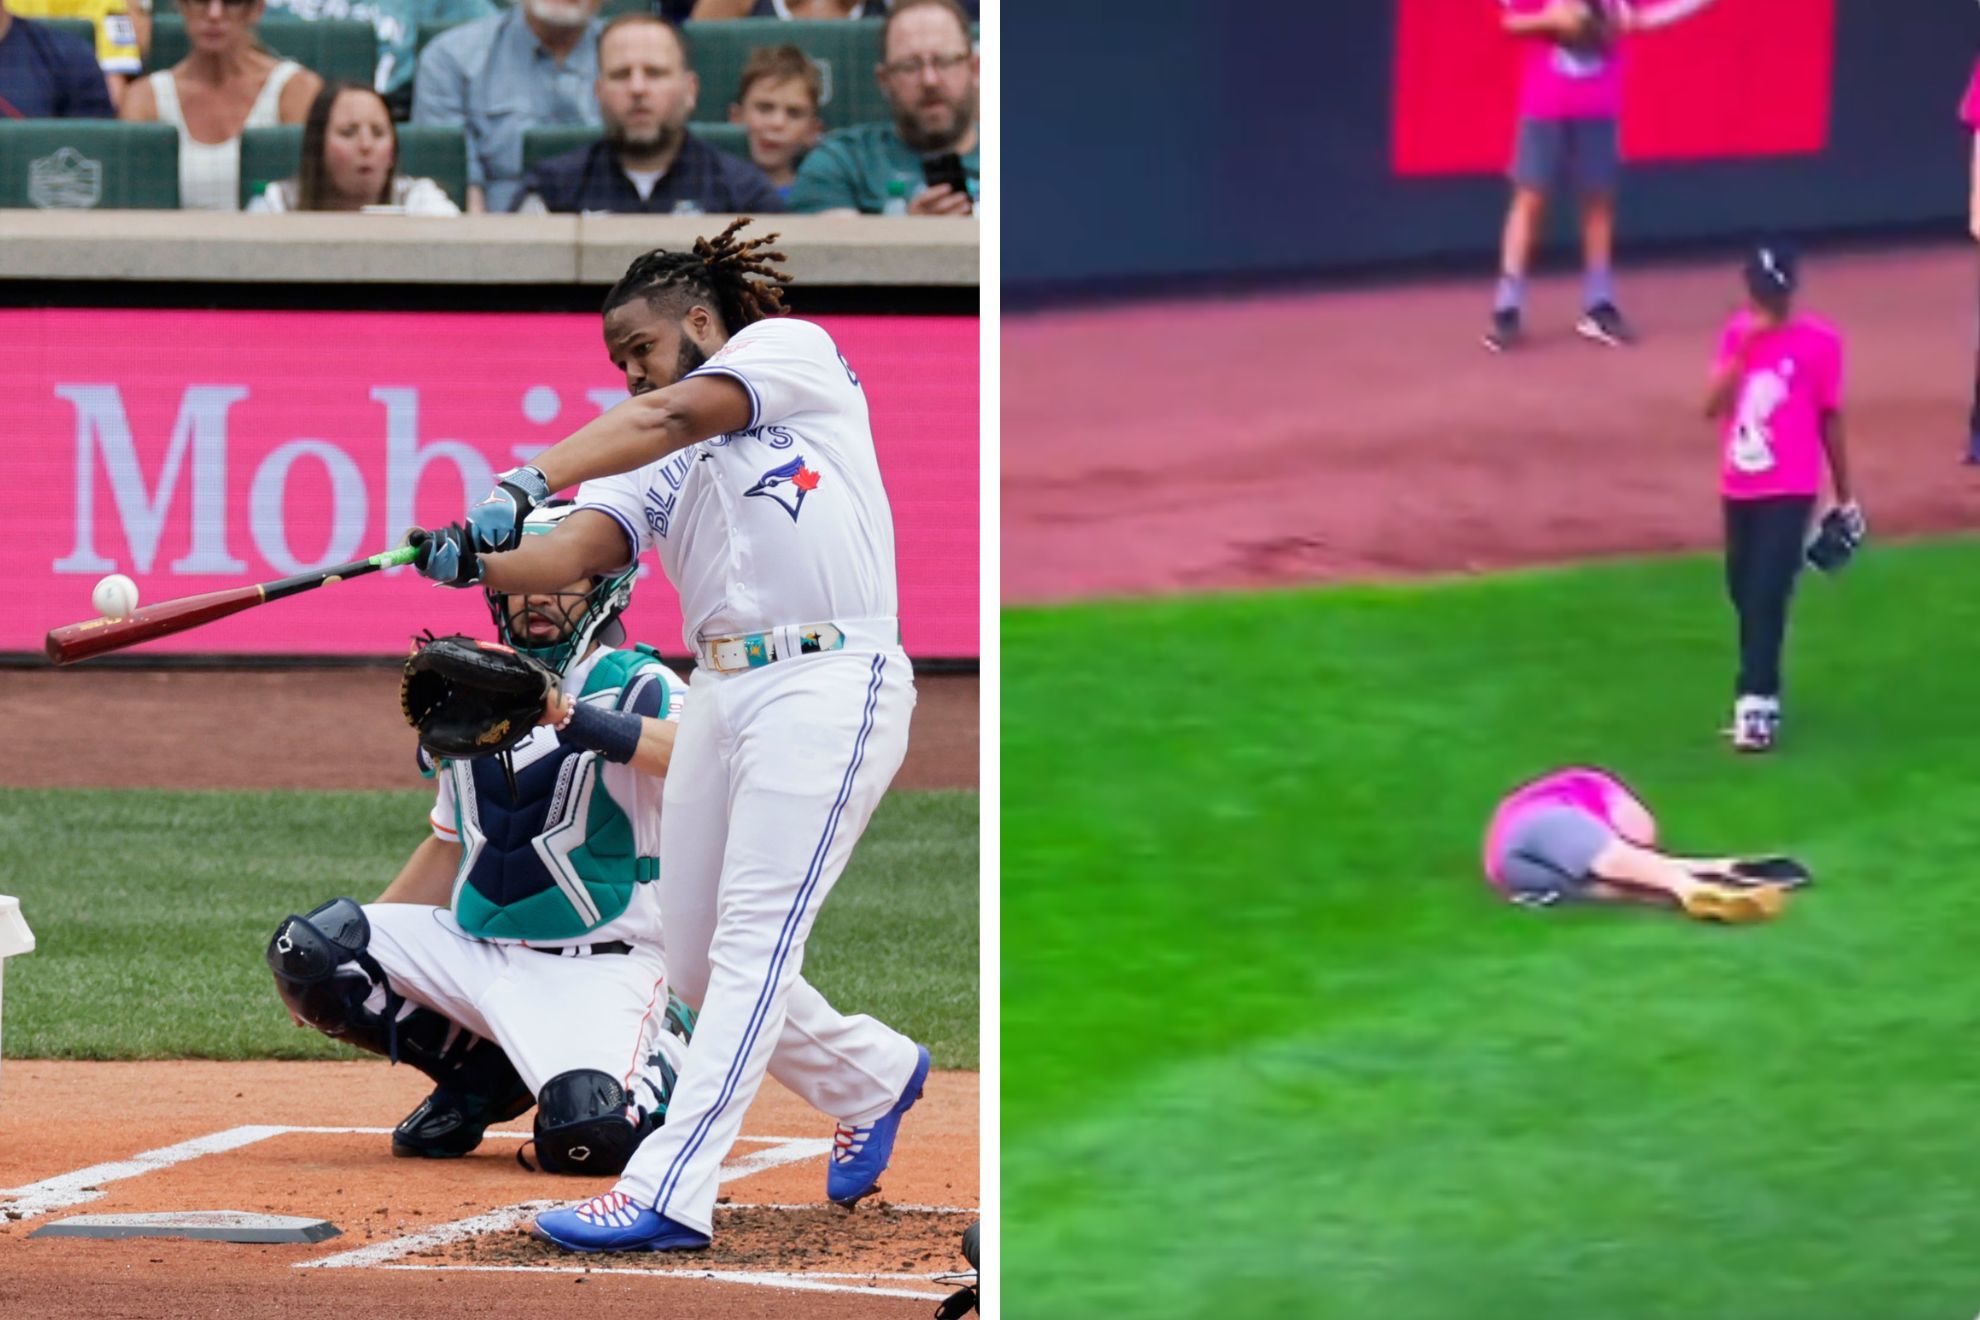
{"left": 400, "top": 633, "right": 558, "bottom": 759}
{"left": 1805, "top": 503, "right": 1865, "bottom": 574}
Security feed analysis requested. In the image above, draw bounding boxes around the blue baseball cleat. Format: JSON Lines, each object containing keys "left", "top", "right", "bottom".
{"left": 531, "top": 1191, "right": 710, "bottom": 1253}
{"left": 828, "top": 1043, "right": 931, "bottom": 1205}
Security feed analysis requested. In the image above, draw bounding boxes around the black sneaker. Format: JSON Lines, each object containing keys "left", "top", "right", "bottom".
{"left": 392, "top": 1081, "right": 534, "bottom": 1158}
{"left": 1576, "top": 301, "right": 1635, "bottom": 346}
{"left": 1482, "top": 307, "right": 1522, "bottom": 352}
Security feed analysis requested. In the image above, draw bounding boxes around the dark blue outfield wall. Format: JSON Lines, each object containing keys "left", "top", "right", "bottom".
{"left": 1005, "top": 1, "right": 1980, "bottom": 298}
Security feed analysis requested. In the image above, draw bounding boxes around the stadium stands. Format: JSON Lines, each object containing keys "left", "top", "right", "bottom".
{"left": 145, "top": 16, "right": 376, "bottom": 86}
{"left": 0, "top": 120, "right": 179, "bottom": 208}
{"left": 0, "top": 17, "right": 983, "bottom": 209}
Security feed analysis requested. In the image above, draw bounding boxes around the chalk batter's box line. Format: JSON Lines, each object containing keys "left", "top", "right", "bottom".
{"left": 376, "top": 1263, "right": 956, "bottom": 1302}
{"left": 0, "top": 1125, "right": 828, "bottom": 1224}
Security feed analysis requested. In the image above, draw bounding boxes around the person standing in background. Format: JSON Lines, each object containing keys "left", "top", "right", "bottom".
{"left": 1704, "top": 243, "right": 1859, "bottom": 753}
{"left": 1485, "top": 0, "right": 1677, "bottom": 352}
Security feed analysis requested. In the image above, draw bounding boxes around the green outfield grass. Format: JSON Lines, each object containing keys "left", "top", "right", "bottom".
{"left": 1004, "top": 537, "right": 1980, "bottom": 1319}
{"left": 0, "top": 788, "right": 977, "bottom": 1068}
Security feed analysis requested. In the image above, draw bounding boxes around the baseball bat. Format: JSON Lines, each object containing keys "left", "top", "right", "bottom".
{"left": 44, "top": 544, "right": 422, "bottom": 665}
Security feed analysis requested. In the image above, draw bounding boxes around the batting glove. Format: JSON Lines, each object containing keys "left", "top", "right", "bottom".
{"left": 464, "top": 465, "right": 551, "bottom": 554}
{"left": 407, "top": 524, "right": 483, "bottom": 588}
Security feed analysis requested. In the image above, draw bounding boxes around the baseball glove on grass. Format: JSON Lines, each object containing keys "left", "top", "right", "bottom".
{"left": 1806, "top": 502, "right": 1866, "bottom": 574}
{"left": 400, "top": 633, "right": 557, "bottom": 760}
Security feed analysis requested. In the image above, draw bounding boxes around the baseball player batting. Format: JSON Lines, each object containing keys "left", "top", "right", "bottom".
{"left": 409, "top": 218, "right": 929, "bottom": 1252}
{"left": 266, "top": 501, "right": 695, "bottom": 1176}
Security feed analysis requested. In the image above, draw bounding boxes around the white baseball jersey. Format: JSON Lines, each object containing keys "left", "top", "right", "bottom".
{"left": 427, "top": 645, "right": 684, "bottom": 949}
{"left": 575, "top": 316, "right": 900, "bottom": 650}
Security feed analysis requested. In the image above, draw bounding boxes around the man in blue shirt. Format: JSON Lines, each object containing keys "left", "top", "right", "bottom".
{"left": 514, "top": 14, "right": 781, "bottom": 215}
{"left": 265, "top": 0, "right": 498, "bottom": 118}
{"left": 412, "top": 0, "right": 602, "bottom": 213}
{"left": 0, "top": 7, "right": 113, "bottom": 118}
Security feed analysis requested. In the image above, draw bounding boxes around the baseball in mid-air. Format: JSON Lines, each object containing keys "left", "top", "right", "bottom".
{"left": 92, "top": 574, "right": 139, "bottom": 620}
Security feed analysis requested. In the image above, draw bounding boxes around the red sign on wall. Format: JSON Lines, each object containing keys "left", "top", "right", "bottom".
{"left": 1392, "top": 0, "right": 1837, "bottom": 176}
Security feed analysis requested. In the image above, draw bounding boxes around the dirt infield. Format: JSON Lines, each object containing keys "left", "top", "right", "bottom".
{"left": 0, "top": 669, "right": 976, "bottom": 791}
{"left": 0, "top": 661, "right": 977, "bottom": 1315}
{"left": 0, "top": 1061, "right": 978, "bottom": 1316}
{"left": 1004, "top": 243, "right": 1980, "bottom": 602}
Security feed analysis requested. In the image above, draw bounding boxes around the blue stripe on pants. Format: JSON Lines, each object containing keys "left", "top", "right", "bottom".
{"left": 654, "top": 654, "right": 888, "bottom": 1214}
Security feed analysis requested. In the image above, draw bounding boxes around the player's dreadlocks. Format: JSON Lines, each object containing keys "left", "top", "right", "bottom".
{"left": 602, "top": 217, "right": 792, "bottom": 332}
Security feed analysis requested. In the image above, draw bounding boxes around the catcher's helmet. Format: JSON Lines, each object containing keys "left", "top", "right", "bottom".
{"left": 483, "top": 500, "right": 637, "bottom": 675}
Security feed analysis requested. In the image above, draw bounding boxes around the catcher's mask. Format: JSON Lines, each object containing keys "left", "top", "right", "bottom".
{"left": 484, "top": 500, "right": 636, "bottom": 676}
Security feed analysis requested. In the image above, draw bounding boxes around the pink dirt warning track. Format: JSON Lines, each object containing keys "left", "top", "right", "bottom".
{"left": 1003, "top": 244, "right": 1980, "bottom": 602}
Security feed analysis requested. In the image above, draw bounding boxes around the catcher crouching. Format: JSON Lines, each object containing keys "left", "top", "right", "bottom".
{"left": 266, "top": 500, "right": 696, "bottom": 1177}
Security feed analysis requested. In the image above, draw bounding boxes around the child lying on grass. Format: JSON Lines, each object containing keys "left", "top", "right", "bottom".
{"left": 1484, "top": 766, "right": 1808, "bottom": 922}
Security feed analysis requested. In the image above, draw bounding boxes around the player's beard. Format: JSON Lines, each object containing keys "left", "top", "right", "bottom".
{"left": 894, "top": 84, "right": 975, "bottom": 155}
{"left": 511, "top": 597, "right": 586, "bottom": 650}
{"left": 676, "top": 335, "right": 708, "bottom": 379}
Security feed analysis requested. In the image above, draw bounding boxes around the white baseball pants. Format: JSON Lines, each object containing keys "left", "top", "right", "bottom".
{"left": 364, "top": 903, "right": 685, "bottom": 1100}
{"left": 611, "top": 648, "right": 922, "bottom": 1234}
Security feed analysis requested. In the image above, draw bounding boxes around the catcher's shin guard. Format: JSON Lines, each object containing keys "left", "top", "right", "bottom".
{"left": 268, "top": 899, "right": 532, "bottom": 1155}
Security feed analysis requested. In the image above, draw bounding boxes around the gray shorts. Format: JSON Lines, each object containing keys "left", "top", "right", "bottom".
{"left": 1511, "top": 116, "right": 1620, "bottom": 195}
{"left": 1494, "top": 805, "right": 1615, "bottom": 904}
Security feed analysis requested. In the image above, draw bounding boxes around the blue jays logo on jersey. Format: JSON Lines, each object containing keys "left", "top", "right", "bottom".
{"left": 744, "top": 455, "right": 821, "bottom": 522}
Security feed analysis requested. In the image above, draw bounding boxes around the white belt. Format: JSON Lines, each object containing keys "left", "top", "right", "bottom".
{"left": 696, "top": 617, "right": 900, "bottom": 673}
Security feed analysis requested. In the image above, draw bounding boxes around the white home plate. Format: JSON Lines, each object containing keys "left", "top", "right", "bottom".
{"left": 29, "top": 1211, "right": 340, "bottom": 1243}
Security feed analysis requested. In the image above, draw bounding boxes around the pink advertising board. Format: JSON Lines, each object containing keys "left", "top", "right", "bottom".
{"left": 10, "top": 309, "right": 979, "bottom": 659}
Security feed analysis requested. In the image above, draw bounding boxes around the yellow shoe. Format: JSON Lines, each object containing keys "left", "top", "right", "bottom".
{"left": 1683, "top": 880, "right": 1788, "bottom": 924}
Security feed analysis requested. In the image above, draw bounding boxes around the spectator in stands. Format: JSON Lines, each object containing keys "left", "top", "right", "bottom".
{"left": 248, "top": 79, "right": 458, "bottom": 212}
{"left": 788, "top": 0, "right": 974, "bottom": 216}
{"left": 515, "top": 14, "right": 780, "bottom": 214}
{"left": 412, "top": 0, "right": 603, "bottom": 213}
{"left": 6, "top": 0, "right": 139, "bottom": 108}
{"left": 120, "top": 0, "right": 320, "bottom": 210}
{"left": 0, "top": 4, "right": 114, "bottom": 115}
{"left": 690, "top": 0, "right": 884, "bottom": 16}
{"left": 262, "top": 0, "right": 496, "bottom": 120}
{"left": 728, "top": 43, "right": 819, "bottom": 199}
{"left": 687, "top": 1, "right": 980, "bottom": 18}
{"left": 263, "top": 0, "right": 498, "bottom": 120}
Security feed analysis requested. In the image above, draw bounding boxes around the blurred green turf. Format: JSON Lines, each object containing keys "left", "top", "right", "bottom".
{"left": 1003, "top": 537, "right": 1980, "bottom": 1319}
{"left": 0, "top": 788, "right": 977, "bottom": 1068}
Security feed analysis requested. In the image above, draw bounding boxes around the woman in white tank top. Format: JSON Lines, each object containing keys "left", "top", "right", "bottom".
{"left": 118, "top": 0, "right": 323, "bottom": 211}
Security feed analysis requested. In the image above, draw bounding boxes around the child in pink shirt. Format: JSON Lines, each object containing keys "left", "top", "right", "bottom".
{"left": 1703, "top": 242, "right": 1860, "bottom": 751}
{"left": 1486, "top": 0, "right": 1668, "bottom": 353}
{"left": 1483, "top": 765, "right": 1807, "bottom": 921}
